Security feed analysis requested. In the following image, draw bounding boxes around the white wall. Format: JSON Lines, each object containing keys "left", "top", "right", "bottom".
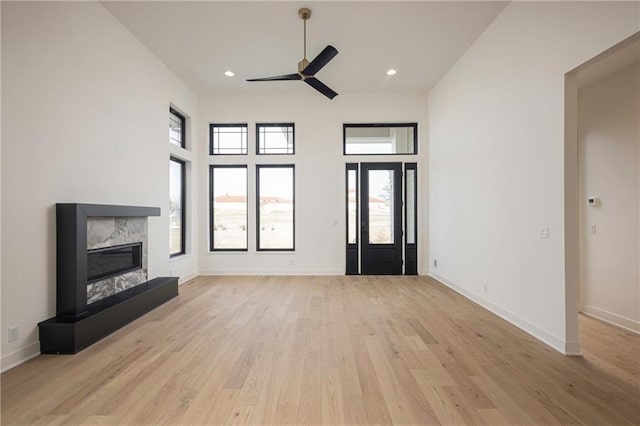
{"left": 1, "top": 2, "right": 198, "bottom": 371}
{"left": 579, "top": 63, "right": 640, "bottom": 333}
{"left": 428, "top": 2, "right": 639, "bottom": 353}
{"left": 198, "top": 94, "right": 428, "bottom": 275}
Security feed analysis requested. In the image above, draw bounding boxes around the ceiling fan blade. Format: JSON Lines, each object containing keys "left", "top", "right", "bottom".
{"left": 304, "top": 77, "right": 338, "bottom": 100}
{"left": 246, "top": 73, "right": 302, "bottom": 82}
{"left": 302, "top": 45, "right": 338, "bottom": 76}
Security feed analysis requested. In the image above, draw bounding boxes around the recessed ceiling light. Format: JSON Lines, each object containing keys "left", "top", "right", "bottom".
{"left": 224, "top": 70, "right": 234, "bottom": 77}
{"left": 386, "top": 69, "right": 397, "bottom": 76}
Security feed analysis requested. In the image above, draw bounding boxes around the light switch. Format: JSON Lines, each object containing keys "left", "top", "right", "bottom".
{"left": 539, "top": 226, "right": 550, "bottom": 239}
{"left": 590, "top": 224, "right": 597, "bottom": 235}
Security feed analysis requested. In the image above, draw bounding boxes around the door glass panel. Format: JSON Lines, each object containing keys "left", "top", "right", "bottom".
{"left": 406, "top": 169, "right": 416, "bottom": 244}
{"left": 348, "top": 169, "right": 357, "bottom": 244}
{"left": 368, "top": 169, "right": 394, "bottom": 244}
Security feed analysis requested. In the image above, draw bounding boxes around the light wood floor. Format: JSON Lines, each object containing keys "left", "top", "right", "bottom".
{"left": 2, "top": 276, "right": 639, "bottom": 425}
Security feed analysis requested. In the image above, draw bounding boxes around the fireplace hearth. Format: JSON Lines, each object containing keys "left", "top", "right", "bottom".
{"left": 38, "top": 203, "right": 178, "bottom": 354}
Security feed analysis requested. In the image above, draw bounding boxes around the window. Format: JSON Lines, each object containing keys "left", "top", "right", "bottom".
{"left": 169, "top": 108, "right": 186, "bottom": 148}
{"left": 256, "top": 123, "right": 295, "bottom": 155}
{"left": 346, "top": 163, "right": 358, "bottom": 275}
{"left": 210, "top": 123, "right": 248, "bottom": 155}
{"left": 169, "top": 157, "right": 186, "bottom": 256}
{"left": 210, "top": 165, "right": 248, "bottom": 251}
{"left": 405, "top": 163, "right": 418, "bottom": 275}
{"left": 343, "top": 123, "right": 418, "bottom": 155}
{"left": 257, "top": 165, "right": 295, "bottom": 251}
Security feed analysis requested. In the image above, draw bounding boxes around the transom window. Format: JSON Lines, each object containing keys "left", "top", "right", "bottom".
{"left": 257, "top": 123, "right": 295, "bottom": 155}
{"left": 344, "top": 123, "right": 418, "bottom": 155}
{"left": 210, "top": 123, "right": 248, "bottom": 155}
{"left": 169, "top": 108, "right": 185, "bottom": 148}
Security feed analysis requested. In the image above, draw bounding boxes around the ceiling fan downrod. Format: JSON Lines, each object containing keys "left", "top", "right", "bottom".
{"left": 298, "top": 8, "right": 311, "bottom": 73}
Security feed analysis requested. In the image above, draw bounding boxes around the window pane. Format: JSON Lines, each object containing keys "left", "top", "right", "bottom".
{"left": 257, "top": 124, "right": 294, "bottom": 154}
{"left": 211, "top": 124, "right": 248, "bottom": 155}
{"left": 406, "top": 169, "right": 416, "bottom": 244}
{"left": 348, "top": 169, "right": 357, "bottom": 244}
{"left": 169, "top": 110, "right": 184, "bottom": 148}
{"left": 258, "top": 166, "right": 294, "bottom": 250}
{"left": 211, "top": 167, "right": 247, "bottom": 250}
{"left": 368, "top": 169, "right": 394, "bottom": 244}
{"left": 169, "top": 158, "right": 185, "bottom": 255}
{"left": 344, "top": 124, "right": 416, "bottom": 155}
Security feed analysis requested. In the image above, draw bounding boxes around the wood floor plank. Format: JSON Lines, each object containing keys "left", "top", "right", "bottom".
{"left": 1, "top": 275, "right": 638, "bottom": 425}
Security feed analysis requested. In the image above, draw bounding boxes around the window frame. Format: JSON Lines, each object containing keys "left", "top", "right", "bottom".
{"left": 169, "top": 156, "right": 186, "bottom": 258}
{"left": 256, "top": 122, "right": 295, "bottom": 155}
{"left": 209, "top": 164, "right": 249, "bottom": 252}
{"left": 256, "top": 164, "right": 296, "bottom": 252}
{"left": 210, "top": 123, "right": 249, "bottom": 155}
{"left": 343, "top": 123, "right": 418, "bottom": 156}
{"left": 169, "top": 108, "right": 186, "bottom": 149}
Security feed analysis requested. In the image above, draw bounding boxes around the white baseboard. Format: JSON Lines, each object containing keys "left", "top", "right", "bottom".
{"left": 198, "top": 269, "right": 343, "bottom": 276}
{"left": 178, "top": 271, "right": 198, "bottom": 285}
{"left": 1, "top": 341, "right": 40, "bottom": 373}
{"left": 430, "top": 272, "right": 580, "bottom": 356}
{"left": 581, "top": 305, "right": 640, "bottom": 334}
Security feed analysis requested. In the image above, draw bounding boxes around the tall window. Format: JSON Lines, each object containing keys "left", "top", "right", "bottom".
{"left": 210, "top": 165, "right": 248, "bottom": 251}
{"left": 169, "top": 108, "right": 186, "bottom": 148}
{"left": 257, "top": 165, "right": 295, "bottom": 251}
{"left": 169, "top": 157, "right": 186, "bottom": 256}
{"left": 210, "top": 123, "right": 248, "bottom": 155}
{"left": 257, "top": 123, "right": 295, "bottom": 154}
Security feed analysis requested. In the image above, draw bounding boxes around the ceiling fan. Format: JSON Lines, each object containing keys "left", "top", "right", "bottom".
{"left": 246, "top": 8, "right": 339, "bottom": 100}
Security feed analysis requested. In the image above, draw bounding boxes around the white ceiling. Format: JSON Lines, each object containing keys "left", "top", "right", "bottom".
{"left": 103, "top": 1, "right": 508, "bottom": 97}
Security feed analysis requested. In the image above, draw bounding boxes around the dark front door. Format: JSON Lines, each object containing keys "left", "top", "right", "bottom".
{"left": 360, "top": 163, "right": 403, "bottom": 274}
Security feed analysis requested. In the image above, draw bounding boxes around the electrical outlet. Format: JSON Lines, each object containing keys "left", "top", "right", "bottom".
{"left": 8, "top": 326, "right": 18, "bottom": 342}
{"left": 483, "top": 284, "right": 488, "bottom": 293}
{"left": 433, "top": 259, "right": 438, "bottom": 268}
{"left": 288, "top": 259, "right": 294, "bottom": 266}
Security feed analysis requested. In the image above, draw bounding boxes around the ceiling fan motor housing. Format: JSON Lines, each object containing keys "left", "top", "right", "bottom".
{"left": 298, "top": 59, "right": 310, "bottom": 74}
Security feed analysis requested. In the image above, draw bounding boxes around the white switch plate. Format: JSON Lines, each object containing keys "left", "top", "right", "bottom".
{"left": 539, "top": 226, "right": 550, "bottom": 239}
{"left": 590, "top": 224, "right": 597, "bottom": 235}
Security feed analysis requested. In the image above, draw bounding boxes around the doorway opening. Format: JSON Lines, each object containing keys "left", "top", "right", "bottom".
{"left": 565, "top": 31, "right": 640, "bottom": 354}
{"left": 346, "top": 162, "right": 417, "bottom": 275}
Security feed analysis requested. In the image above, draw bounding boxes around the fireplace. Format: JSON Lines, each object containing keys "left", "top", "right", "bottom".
{"left": 87, "top": 242, "right": 142, "bottom": 284}
{"left": 38, "top": 203, "right": 178, "bottom": 354}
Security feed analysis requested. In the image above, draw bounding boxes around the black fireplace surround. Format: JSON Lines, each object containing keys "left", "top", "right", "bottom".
{"left": 38, "top": 203, "right": 178, "bottom": 354}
